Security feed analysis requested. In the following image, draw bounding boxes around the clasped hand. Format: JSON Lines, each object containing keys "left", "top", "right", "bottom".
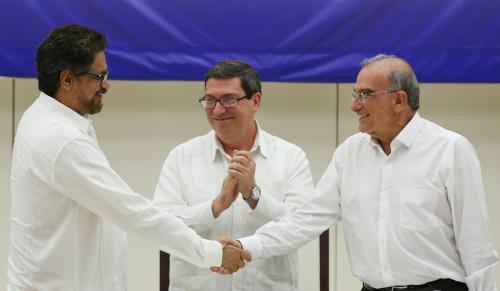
{"left": 211, "top": 236, "right": 251, "bottom": 275}
{"left": 228, "top": 150, "right": 255, "bottom": 198}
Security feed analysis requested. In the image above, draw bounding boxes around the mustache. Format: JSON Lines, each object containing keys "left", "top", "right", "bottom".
{"left": 97, "top": 87, "right": 107, "bottom": 95}
{"left": 211, "top": 114, "right": 233, "bottom": 119}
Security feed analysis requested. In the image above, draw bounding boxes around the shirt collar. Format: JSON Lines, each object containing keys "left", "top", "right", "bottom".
{"left": 393, "top": 112, "right": 423, "bottom": 148}
{"left": 210, "top": 120, "right": 268, "bottom": 162}
{"left": 38, "top": 92, "right": 93, "bottom": 134}
{"left": 368, "top": 112, "right": 423, "bottom": 149}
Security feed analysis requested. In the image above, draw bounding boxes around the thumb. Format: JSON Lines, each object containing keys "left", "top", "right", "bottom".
{"left": 240, "top": 249, "right": 252, "bottom": 262}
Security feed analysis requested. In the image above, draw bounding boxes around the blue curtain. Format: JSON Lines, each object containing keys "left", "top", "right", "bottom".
{"left": 1, "top": 0, "right": 499, "bottom": 82}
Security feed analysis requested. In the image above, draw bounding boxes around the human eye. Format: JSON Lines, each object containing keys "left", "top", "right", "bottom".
{"left": 360, "top": 91, "right": 374, "bottom": 98}
{"left": 220, "top": 95, "right": 238, "bottom": 105}
{"left": 204, "top": 96, "right": 216, "bottom": 104}
{"left": 221, "top": 95, "right": 238, "bottom": 102}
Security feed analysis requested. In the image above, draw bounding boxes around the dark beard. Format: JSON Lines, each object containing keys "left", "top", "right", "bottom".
{"left": 82, "top": 88, "right": 106, "bottom": 115}
{"left": 84, "top": 96, "right": 103, "bottom": 115}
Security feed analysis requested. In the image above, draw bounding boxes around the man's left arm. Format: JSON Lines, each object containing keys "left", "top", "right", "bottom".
{"left": 230, "top": 149, "right": 313, "bottom": 221}
{"left": 448, "top": 136, "right": 498, "bottom": 290}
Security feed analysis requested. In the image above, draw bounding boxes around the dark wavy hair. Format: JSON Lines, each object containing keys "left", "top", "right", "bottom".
{"left": 205, "top": 60, "right": 262, "bottom": 96}
{"left": 36, "top": 24, "right": 107, "bottom": 97}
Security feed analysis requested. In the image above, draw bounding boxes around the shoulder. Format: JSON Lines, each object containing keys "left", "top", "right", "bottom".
{"left": 169, "top": 131, "right": 213, "bottom": 157}
{"left": 418, "top": 118, "right": 466, "bottom": 144}
{"left": 260, "top": 129, "right": 306, "bottom": 156}
{"left": 15, "top": 103, "right": 86, "bottom": 162}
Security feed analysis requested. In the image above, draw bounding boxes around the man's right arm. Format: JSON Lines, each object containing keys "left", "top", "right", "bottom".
{"left": 238, "top": 150, "right": 343, "bottom": 260}
{"left": 53, "top": 138, "right": 249, "bottom": 269}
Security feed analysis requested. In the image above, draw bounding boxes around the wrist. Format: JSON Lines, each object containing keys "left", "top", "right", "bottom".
{"left": 242, "top": 190, "right": 252, "bottom": 200}
{"left": 211, "top": 198, "right": 224, "bottom": 218}
{"left": 243, "top": 185, "right": 261, "bottom": 207}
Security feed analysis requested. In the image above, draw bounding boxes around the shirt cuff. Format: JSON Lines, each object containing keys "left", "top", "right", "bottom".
{"left": 249, "top": 188, "right": 283, "bottom": 220}
{"left": 238, "top": 235, "right": 263, "bottom": 260}
{"left": 201, "top": 239, "right": 223, "bottom": 267}
{"left": 191, "top": 200, "right": 216, "bottom": 228}
{"left": 464, "top": 261, "right": 498, "bottom": 291}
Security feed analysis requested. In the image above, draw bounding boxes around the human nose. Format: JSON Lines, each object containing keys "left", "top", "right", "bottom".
{"left": 212, "top": 100, "right": 227, "bottom": 114}
{"left": 101, "top": 79, "right": 111, "bottom": 90}
{"left": 351, "top": 97, "right": 362, "bottom": 112}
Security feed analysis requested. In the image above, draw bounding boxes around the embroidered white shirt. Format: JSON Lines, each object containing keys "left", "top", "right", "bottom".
{"left": 153, "top": 126, "right": 313, "bottom": 291}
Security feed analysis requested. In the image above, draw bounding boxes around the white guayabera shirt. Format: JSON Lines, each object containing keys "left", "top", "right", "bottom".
{"left": 8, "top": 93, "right": 222, "bottom": 291}
{"left": 241, "top": 113, "right": 498, "bottom": 291}
{"left": 153, "top": 125, "right": 314, "bottom": 291}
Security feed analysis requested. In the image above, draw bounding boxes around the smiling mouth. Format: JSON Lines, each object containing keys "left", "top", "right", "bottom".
{"left": 359, "top": 113, "right": 370, "bottom": 120}
{"left": 212, "top": 116, "right": 233, "bottom": 121}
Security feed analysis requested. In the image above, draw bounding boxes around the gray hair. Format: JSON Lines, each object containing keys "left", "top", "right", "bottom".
{"left": 362, "top": 54, "right": 420, "bottom": 111}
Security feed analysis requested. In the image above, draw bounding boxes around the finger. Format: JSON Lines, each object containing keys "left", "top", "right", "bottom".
{"left": 217, "top": 239, "right": 228, "bottom": 247}
{"left": 233, "top": 150, "right": 252, "bottom": 161}
{"left": 225, "top": 239, "right": 242, "bottom": 248}
{"left": 237, "top": 259, "right": 245, "bottom": 269}
{"left": 210, "top": 267, "right": 220, "bottom": 272}
{"left": 216, "top": 267, "right": 232, "bottom": 275}
{"left": 230, "top": 155, "right": 251, "bottom": 167}
{"left": 217, "top": 235, "right": 232, "bottom": 242}
{"left": 228, "top": 168, "right": 245, "bottom": 180}
{"left": 241, "top": 249, "right": 252, "bottom": 262}
{"left": 228, "top": 165, "right": 252, "bottom": 182}
{"left": 228, "top": 162, "right": 247, "bottom": 173}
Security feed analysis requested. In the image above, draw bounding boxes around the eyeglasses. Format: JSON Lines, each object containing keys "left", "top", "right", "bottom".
{"left": 351, "top": 89, "right": 399, "bottom": 102}
{"left": 77, "top": 70, "right": 109, "bottom": 87}
{"left": 198, "top": 94, "right": 253, "bottom": 109}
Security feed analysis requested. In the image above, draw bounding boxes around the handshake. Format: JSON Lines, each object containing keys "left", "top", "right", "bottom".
{"left": 209, "top": 150, "right": 256, "bottom": 274}
{"left": 212, "top": 236, "right": 252, "bottom": 274}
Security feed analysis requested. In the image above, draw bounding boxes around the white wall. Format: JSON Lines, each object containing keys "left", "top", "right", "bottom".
{"left": 0, "top": 77, "right": 13, "bottom": 290}
{"left": 1, "top": 79, "right": 498, "bottom": 290}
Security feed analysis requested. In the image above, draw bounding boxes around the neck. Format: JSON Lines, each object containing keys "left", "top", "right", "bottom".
{"left": 220, "top": 122, "right": 257, "bottom": 155}
{"left": 378, "top": 111, "right": 415, "bottom": 155}
{"left": 54, "top": 91, "right": 85, "bottom": 116}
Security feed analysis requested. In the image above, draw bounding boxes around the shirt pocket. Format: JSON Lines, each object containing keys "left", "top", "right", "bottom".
{"left": 182, "top": 184, "right": 217, "bottom": 206}
{"left": 399, "top": 188, "right": 442, "bottom": 231}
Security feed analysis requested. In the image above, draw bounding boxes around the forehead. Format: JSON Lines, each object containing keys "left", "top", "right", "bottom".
{"left": 88, "top": 51, "right": 108, "bottom": 72}
{"left": 205, "top": 77, "right": 244, "bottom": 94}
{"left": 354, "top": 64, "right": 390, "bottom": 91}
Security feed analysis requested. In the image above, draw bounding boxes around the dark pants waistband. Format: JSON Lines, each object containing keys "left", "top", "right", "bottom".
{"left": 361, "top": 278, "right": 468, "bottom": 291}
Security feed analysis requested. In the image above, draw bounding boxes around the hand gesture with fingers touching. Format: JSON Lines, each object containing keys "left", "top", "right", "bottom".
{"left": 228, "top": 150, "right": 256, "bottom": 199}
{"left": 211, "top": 175, "right": 239, "bottom": 218}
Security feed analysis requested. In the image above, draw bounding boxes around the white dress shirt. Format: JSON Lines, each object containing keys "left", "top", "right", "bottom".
{"left": 7, "top": 93, "right": 222, "bottom": 291}
{"left": 240, "top": 113, "right": 498, "bottom": 290}
{"left": 153, "top": 125, "right": 313, "bottom": 291}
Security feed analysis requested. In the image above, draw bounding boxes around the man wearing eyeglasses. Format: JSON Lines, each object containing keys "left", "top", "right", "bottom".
{"left": 7, "top": 25, "right": 250, "bottom": 291}
{"left": 153, "top": 60, "right": 313, "bottom": 291}
{"left": 234, "top": 54, "right": 498, "bottom": 290}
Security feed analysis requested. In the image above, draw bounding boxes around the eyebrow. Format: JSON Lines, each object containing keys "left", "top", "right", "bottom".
{"left": 204, "top": 93, "right": 241, "bottom": 98}
{"left": 89, "top": 68, "right": 108, "bottom": 75}
{"left": 353, "top": 88, "right": 374, "bottom": 93}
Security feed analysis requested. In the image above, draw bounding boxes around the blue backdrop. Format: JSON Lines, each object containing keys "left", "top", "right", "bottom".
{"left": 1, "top": 0, "right": 499, "bottom": 82}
